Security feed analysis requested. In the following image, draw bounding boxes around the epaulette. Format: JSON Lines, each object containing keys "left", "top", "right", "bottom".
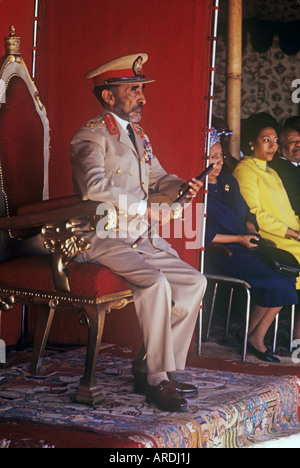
{"left": 85, "top": 119, "right": 105, "bottom": 129}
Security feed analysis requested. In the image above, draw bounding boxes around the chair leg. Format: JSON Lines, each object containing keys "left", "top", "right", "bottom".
{"left": 273, "top": 305, "right": 295, "bottom": 354}
{"left": 272, "top": 313, "right": 279, "bottom": 354}
{"left": 17, "top": 304, "right": 28, "bottom": 350}
{"left": 206, "top": 282, "right": 218, "bottom": 341}
{"left": 242, "top": 288, "right": 251, "bottom": 362}
{"left": 196, "top": 303, "right": 203, "bottom": 355}
{"left": 224, "top": 288, "right": 234, "bottom": 342}
{"left": 75, "top": 304, "right": 106, "bottom": 407}
{"left": 30, "top": 306, "right": 56, "bottom": 375}
{"left": 290, "top": 304, "right": 296, "bottom": 353}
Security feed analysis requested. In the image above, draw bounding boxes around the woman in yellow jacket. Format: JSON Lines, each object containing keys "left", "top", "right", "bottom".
{"left": 233, "top": 113, "right": 300, "bottom": 342}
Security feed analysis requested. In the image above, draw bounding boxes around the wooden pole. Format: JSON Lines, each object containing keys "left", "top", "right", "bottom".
{"left": 227, "top": 0, "right": 242, "bottom": 160}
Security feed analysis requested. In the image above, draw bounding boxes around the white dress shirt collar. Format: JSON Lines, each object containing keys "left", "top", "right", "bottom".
{"left": 279, "top": 156, "right": 300, "bottom": 167}
{"left": 110, "top": 112, "right": 130, "bottom": 134}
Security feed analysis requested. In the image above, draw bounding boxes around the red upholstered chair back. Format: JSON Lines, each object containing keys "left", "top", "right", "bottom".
{"left": 0, "top": 76, "right": 44, "bottom": 215}
{"left": 0, "top": 49, "right": 50, "bottom": 229}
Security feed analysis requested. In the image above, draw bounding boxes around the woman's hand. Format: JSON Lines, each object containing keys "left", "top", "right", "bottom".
{"left": 212, "top": 233, "right": 260, "bottom": 248}
{"left": 238, "top": 234, "right": 260, "bottom": 249}
{"left": 286, "top": 228, "right": 300, "bottom": 241}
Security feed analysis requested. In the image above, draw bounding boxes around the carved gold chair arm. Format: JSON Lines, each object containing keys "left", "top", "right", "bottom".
{"left": 0, "top": 199, "right": 99, "bottom": 231}
{"left": 41, "top": 220, "right": 91, "bottom": 264}
{"left": 41, "top": 220, "right": 92, "bottom": 293}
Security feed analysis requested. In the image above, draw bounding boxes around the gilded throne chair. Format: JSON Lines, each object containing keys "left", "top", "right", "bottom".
{"left": 0, "top": 27, "right": 133, "bottom": 406}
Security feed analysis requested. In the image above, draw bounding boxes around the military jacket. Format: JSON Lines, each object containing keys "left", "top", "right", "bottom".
{"left": 71, "top": 111, "right": 185, "bottom": 251}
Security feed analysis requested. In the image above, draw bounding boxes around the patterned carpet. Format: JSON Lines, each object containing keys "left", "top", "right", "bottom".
{"left": 0, "top": 344, "right": 300, "bottom": 448}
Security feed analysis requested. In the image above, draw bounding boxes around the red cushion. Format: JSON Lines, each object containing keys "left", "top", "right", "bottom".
{"left": 68, "top": 262, "right": 130, "bottom": 297}
{"left": 0, "top": 255, "right": 130, "bottom": 299}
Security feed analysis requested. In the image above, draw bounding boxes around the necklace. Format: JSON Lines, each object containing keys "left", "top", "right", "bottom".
{"left": 249, "top": 156, "right": 269, "bottom": 173}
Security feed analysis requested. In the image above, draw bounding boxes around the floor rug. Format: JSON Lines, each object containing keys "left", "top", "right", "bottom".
{"left": 0, "top": 344, "right": 300, "bottom": 448}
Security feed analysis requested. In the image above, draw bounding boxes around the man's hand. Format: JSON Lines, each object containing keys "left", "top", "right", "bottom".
{"left": 147, "top": 204, "right": 173, "bottom": 226}
{"left": 145, "top": 178, "right": 203, "bottom": 227}
{"left": 184, "top": 179, "right": 203, "bottom": 199}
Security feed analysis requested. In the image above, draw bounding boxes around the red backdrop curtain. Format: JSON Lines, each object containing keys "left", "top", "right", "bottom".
{"left": 1, "top": 0, "right": 214, "bottom": 346}
{"left": 0, "top": 0, "right": 35, "bottom": 346}
{"left": 36, "top": 0, "right": 213, "bottom": 264}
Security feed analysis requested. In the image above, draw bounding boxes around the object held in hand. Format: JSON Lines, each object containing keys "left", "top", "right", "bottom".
{"left": 131, "top": 163, "right": 215, "bottom": 249}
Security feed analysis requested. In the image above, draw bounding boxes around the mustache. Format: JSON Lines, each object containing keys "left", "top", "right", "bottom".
{"left": 128, "top": 104, "right": 143, "bottom": 123}
{"left": 132, "top": 103, "right": 144, "bottom": 112}
{"left": 128, "top": 103, "right": 144, "bottom": 119}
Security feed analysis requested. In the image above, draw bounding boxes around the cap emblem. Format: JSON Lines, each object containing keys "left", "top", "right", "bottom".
{"left": 132, "top": 56, "right": 144, "bottom": 77}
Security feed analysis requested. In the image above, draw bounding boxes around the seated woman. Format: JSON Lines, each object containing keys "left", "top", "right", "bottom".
{"left": 233, "top": 113, "right": 300, "bottom": 342}
{"left": 205, "top": 128, "right": 298, "bottom": 363}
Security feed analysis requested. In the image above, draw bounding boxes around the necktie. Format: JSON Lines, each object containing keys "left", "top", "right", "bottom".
{"left": 127, "top": 124, "right": 138, "bottom": 152}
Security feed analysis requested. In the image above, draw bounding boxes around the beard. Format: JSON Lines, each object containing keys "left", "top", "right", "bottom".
{"left": 128, "top": 109, "right": 142, "bottom": 123}
{"left": 292, "top": 148, "right": 300, "bottom": 160}
{"left": 113, "top": 98, "right": 143, "bottom": 123}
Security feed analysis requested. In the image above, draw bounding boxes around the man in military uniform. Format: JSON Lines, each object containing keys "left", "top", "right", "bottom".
{"left": 71, "top": 53, "right": 207, "bottom": 412}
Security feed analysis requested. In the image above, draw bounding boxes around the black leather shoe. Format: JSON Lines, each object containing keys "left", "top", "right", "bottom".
{"left": 145, "top": 380, "right": 189, "bottom": 413}
{"left": 133, "top": 371, "right": 148, "bottom": 395}
{"left": 167, "top": 374, "right": 198, "bottom": 396}
{"left": 134, "top": 370, "right": 198, "bottom": 397}
{"left": 247, "top": 342, "right": 280, "bottom": 363}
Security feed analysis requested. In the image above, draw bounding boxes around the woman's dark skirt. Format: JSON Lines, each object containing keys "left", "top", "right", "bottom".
{"left": 205, "top": 244, "right": 298, "bottom": 308}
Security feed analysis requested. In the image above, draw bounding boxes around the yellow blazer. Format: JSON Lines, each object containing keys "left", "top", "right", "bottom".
{"left": 233, "top": 156, "right": 300, "bottom": 289}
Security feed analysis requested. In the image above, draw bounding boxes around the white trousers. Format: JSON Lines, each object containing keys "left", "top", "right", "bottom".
{"left": 76, "top": 237, "right": 207, "bottom": 374}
